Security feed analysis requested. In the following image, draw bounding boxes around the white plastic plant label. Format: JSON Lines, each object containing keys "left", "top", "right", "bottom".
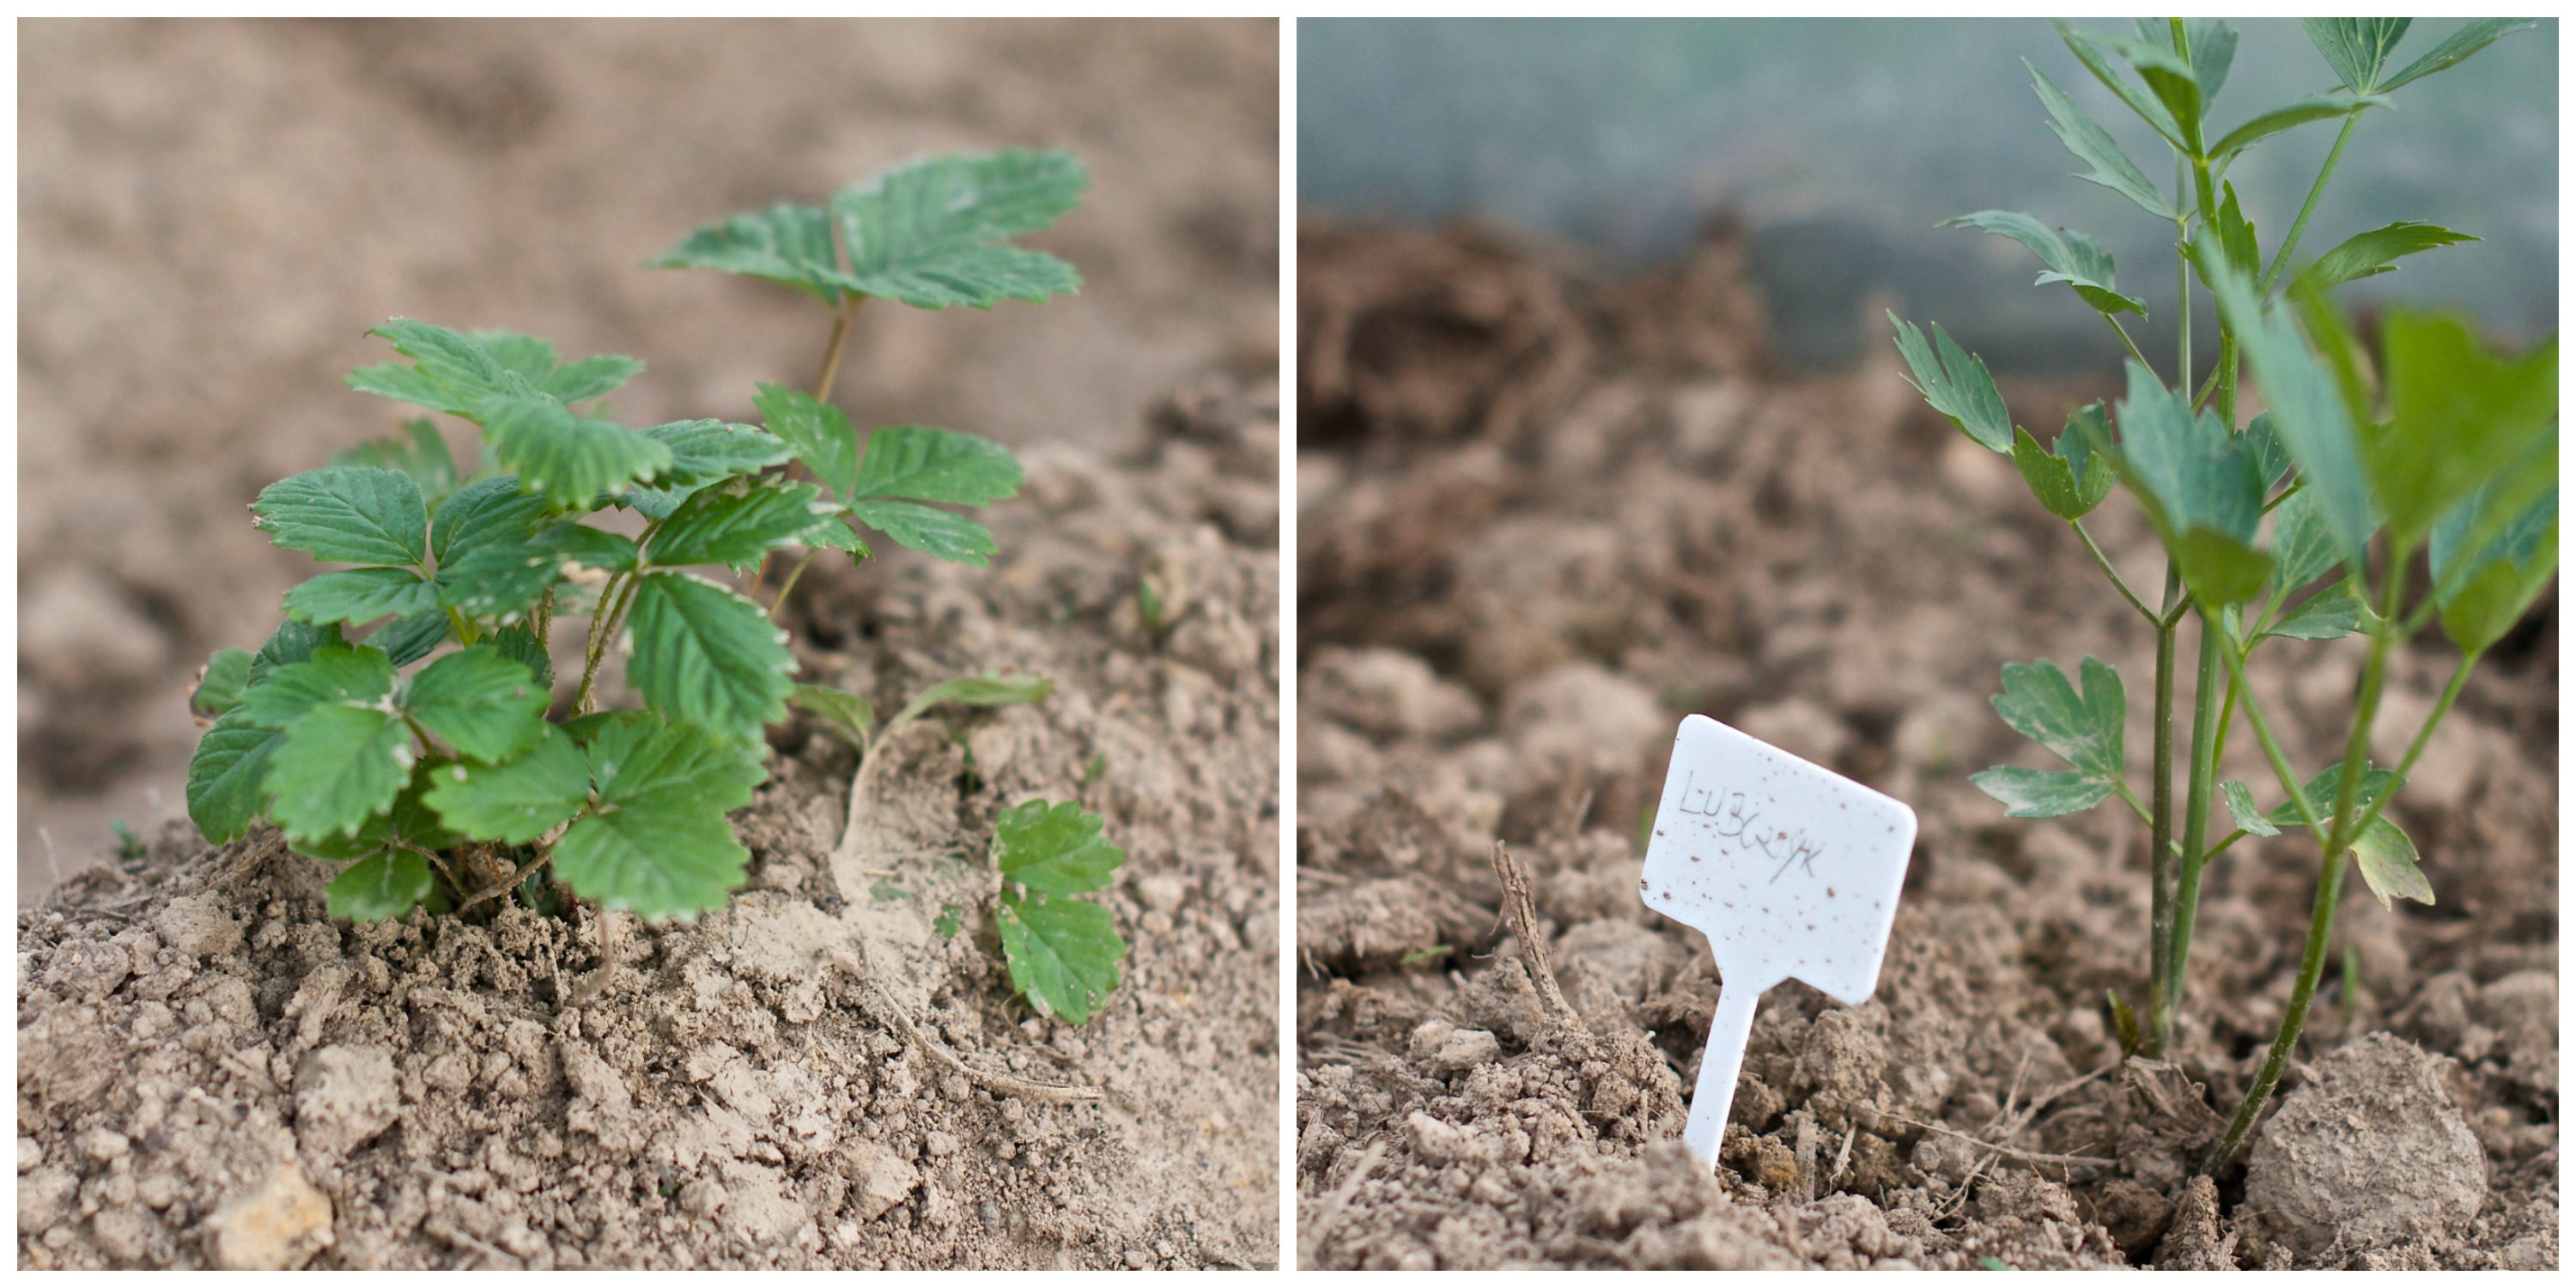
{"left": 1639, "top": 714, "right": 1918, "bottom": 1167}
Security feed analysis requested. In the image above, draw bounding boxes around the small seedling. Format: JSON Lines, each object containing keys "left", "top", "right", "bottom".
{"left": 1893, "top": 19, "right": 2550, "bottom": 1172}
{"left": 185, "top": 150, "right": 1115, "bottom": 1000}
{"left": 110, "top": 820, "right": 146, "bottom": 863}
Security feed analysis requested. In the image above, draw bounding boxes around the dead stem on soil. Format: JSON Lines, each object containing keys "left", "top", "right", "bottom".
{"left": 1490, "top": 840, "right": 1582, "bottom": 1032}
{"left": 1812, "top": 1097, "right": 2115, "bottom": 1170}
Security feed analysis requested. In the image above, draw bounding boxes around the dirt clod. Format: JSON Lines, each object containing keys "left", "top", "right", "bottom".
{"left": 2243, "top": 1032, "right": 2488, "bottom": 1263}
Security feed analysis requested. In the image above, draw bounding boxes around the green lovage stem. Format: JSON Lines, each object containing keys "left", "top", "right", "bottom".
{"left": 2203, "top": 550, "right": 2409, "bottom": 1174}
{"left": 2072, "top": 520, "right": 2158, "bottom": 624}
{"left": 2145, "top": 565, "right": 2182, "bottom": 1055}
{"left": 2260, "top": 112, "right": 2361, "bottom": 295}
{"left": 2162, "top": 612, "right": 2227, "bottom": 1041}
{"left": 2341, "top": 648, "right": 2480, "bottom": 848}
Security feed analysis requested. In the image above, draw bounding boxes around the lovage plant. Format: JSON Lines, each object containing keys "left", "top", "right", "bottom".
{"left": 186, "top": 149, "right": 1128, "bottom": 1023}
{"left": 1893, "top": 18, "right": 2551, "bottom": 1170}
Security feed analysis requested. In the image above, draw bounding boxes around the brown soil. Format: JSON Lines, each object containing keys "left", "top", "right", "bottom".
{"left": 1292, "top": 218, "right": 2556, "bottom": 1270}
{"left": 19, "top": 375, "right": 1283, "bottom": 1269}
{"left": 19, "top": 17, "right": 1280, "bottom": 895}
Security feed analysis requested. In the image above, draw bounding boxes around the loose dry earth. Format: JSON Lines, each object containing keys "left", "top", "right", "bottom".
{"left": 20, "top": 378, "right": 1282, "bottom": 1269}
{"left": 1292, "top": 219, "right": 2556, "bottom": 1270}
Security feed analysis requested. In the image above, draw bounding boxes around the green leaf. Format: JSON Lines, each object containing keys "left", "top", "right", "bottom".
{"left": 2182, "top": 18, "right": 2237, "bottom": 108}
{"left": 368, "top": 611, "right": 452, "bottom": 667}
{"left": 268, "top": 704, "right": 416, "bottom": 843}
{"left": 834, "top": 150, "right": 1086, "bottom": 309}
{"left": 2366, "top": 311, "right": 2556, "bottom": 544}
{"left": 2242, "top": 410, "right": 2292, "bottom": 491}
{"left": 556, "top": 801, "right": 749, "bottom": 922}
{"left": 2349, "top": 817, "right": 2433, "bottom": 908}
{"left": 753, "top": 385, "right": 860, "bottom": 499}
{"left": 1946, "top": 210, "right": 2146, "bottom": 318}
{"left": 2432, "top": 479, "right": 2558, "bottom": 654}
{"left": 652, "top": 201, "right": 846, "bottom": 303}
{"left": 348, "top": 319, "right": 513, "bottom": 416}
{"left": 192, "top": 647, "right": 256, "bottom": 720}
{"left": 430, "top": 475, "right": 550, "bottom": 567}
{"left": 845, "top": 501, "right": 998, "bottom": 565}
{"left": 422, "top": 723, "right": 590, "bottom": 845}
{"left": 467, "top": 330, "right": 644, "bottom": 404}
{"left": 790, "top": 683, "right": 874, "bottom": 746}
{"left": 623, "top": 572, "right": 797, "bottom": 743}
{"left": 2188, "top": 184, "right": 2260, "bottom": 298}
{"left": 240, "top": 644, "right": 397, "bottom": 730}
{"left": 2172, "top": 526, "right": 2274, "bottom": 608}
{"left": 1990, "top": 655, "right": 2124, "bottom": 779}
{"left": 646, "top": 477, "right": 829, "bottom": 568}
{"left": 2303, "top": 18, "right": 2411, "bottom": 94}
{"left": 2199, "top": 242, "right": 2376, "bottom": 564}
{"left": 793, "top": 513, "right": 872, "bottom": 556}
{"left": 283, "top": 568, "right": 440, "bottom": 626}
{"left": 293, "top": 758, "right": 461, "bottom": 861}
{"left": 477, "top": 395, "right": 673, "bottom": 506}
{"left": 326, "top": 851, "right": 437, "bottom": 923}
{"left": 2265, "top": 765, "right": 2400, "bottom": 831}
{"left": 489, "top": 623, "right": 556, "bottom": 692}
{"left": 333, "top": 419, "right": 461, "bottom": 510}
{"left": 2208, "top": 94, "right": 2367, "bottom": 163}
{"left": 1888, "top": 313, "right": 2012, "bottom": 453}
{"left": 892, "top": 672, "right": 1053, "bottom": 728}
{"left": 848, "top": 425, "right": 1024, "bottom": 507}
{"left": 2379, "top": 18, "right": 2535, "bottom": 94}
{"left": 638, "top": 419, "right": 795, "bottom": 489}
{"left": 2221, "top": 780, "right": 2281, "bottom": 836}
{"left": 2293, "top": 222, "right": 2476, "bottom": 296}
{"left": 2265, "top": 489, "right": 2343, "bottom": 596}
{"left": 436, "top": 532, "right": 568, "bottom": 623}
{"left": 250, "top": 620, "right": 344, "bottom": 683}
{"left": 2009, "top": 414, "right": 2115, "bottom": 519}
{"left": 581, "top": 714, "right": 767, "bottom": 813}
{"left": 1970, "top": 766, "right": 2116, "bottom": 819}
{"left": 992, "top": 799, "right": 1126, "bottom": 896}
{"left": 403, "top": 646, "right": 548, "bottom": 761}
{"left": 997, "top": 890, "right": 1126, "bottom": 1024}
{"left": 253, "top": 467, "right": 428, "bottom": 568}
{"left": 187, "top": 712, "right": 286, "bottom": 843}
{"left": 2111, "top": 361, "right": 2267, "bottom": 580}
{"left": 2055, "top": 21, "right": 2185, "bottom": 151}
{"left": 933, "top": 905, "right": 965, "bottom": 939}
{"left": 2263, "top": 578, "right": 2374, "bottom": 642}
{"left": 2028, "top": 63, "right": 2178, "bottom": 220}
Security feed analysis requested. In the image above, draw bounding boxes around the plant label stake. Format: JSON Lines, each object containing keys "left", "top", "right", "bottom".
{"left": 1639, "top": 714, "right": 1917, "bottom": 1167}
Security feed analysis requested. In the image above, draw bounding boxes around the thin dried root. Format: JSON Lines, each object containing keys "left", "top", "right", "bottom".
{"left": 829, "top": 946, "right": 1102, "bottom": 1104}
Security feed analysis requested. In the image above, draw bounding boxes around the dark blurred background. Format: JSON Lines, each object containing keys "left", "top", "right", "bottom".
{"left": 1300, "top": 17, "right": 2555, "bottom": 371}
{"left": 19, "top": 18, "right": 1279, "bottom": 899}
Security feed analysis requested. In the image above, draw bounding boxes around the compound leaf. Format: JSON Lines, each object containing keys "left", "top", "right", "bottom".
{"left": 1889, "top": 313, "right": 2011, "bottom": 453}
{"left": 422, "top": 723, "right": 590, "bottom": 844}
{"left": 647, "top": 477, "right": 829, "bottom": 568}
{"left": 753, "top": 385, "right": 860, "bottom": 499}
{"left": 623, "top": 572, "right": 796, "bottom": 744}
{"left": 2028, "top": 63, "right": 2177, "bottom": 221}
{"left": 187, "top": 712, "right": 285, "bottom": 843}
{"left": 239, "top": 644, "right": 397, "bottom": 731}
{"left": 253, "top": 467, "right": 428, "bottom": 568}
{"left": 2379, "top": 18, "right": 2535, "bottom": 94}
{"left": 993, "top": 799, "right": 1126, "bottom": 896}
{"left": 477, "top": 395, "right": 673, "bottom": 506}
{"left": 404, "top": 646, "right": 549, "bottom": 762}
{"left": 638, "top": 418, "right": 795, "bottom": 489}
{"left": 2303, "top": 17, "right": 2411, "bottom": 94}
{"left": 2292, "top": 222, "right": 2474, "bottom": 296}
{"left": 893, "top": 672, "right": 1053, "bottom": 728}
{"left": 1946, "top": 210, "right": 2146, "bottom": 318}
{"left": 268, "top": 704, "right": 416, "bottom": 843}
{"left": 2221, "top": 780, "right": 2281, "bottom": 836}
{"left": 283, "top": 568, "right": 440, "bottom": 626}
{"left": 652, "top": 201, "right": 845, "bottom": 303}
{"left": 845, "top": 501, "right": 997, "bottom": 566}
{"left": 848, "top": 424, "right": 1024, "bottom": 507}
{"left": 1970, "top": 766, "right": 2115, "bottom": 819}
{"left": 326, "top": 850, "right": 437, "bottom": 923}
{"left": 1991, "top": 655, "right": 2124, "bottom": 779}
{"left": 2056, "top": 21, "right": 2185, "bottom": 150}
{"left": 834, "top": 150, "right": 1086, "bottom": 309}
{"left": 997, "top": 890, "right": 1126, "bottom": 1024}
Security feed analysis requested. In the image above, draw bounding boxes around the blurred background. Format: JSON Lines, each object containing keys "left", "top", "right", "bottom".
{"left": 1301, "top": 17, "right": 2555, "bottom": 370}
{"left": 19, "top": 18, "right": 1279, "bottom": 899}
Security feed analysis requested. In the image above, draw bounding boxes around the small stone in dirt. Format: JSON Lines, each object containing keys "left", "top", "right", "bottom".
{"left": 16, "top": 1138, "right": 40, "bottom": 1174}
{"left": 154, "top": 892, "right": 242, "bottom": 959}
{"left": 294, "top": 1045, "right": 401, "bottom": 1159}
{"left": 76, "top": 1126, "right": 131, "bottom": 1163}
{"left": 1137, "top": 873, "right": 1189, "bottom": 913}
{"left": 844, "top": 1140, "right": 920, "bottom": 1223}
{"left": 2244, "top": 1032, "right": 2485, "bottom": 1261}
{"left": 1408, "top": 1020, "right": 1499, "bottom": 1074}
{"left": 208, "top": 1161, "right": 334, "bottom": 1271}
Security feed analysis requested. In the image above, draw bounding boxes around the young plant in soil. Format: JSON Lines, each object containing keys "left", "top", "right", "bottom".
{"left": 1891, "top": 18, "right": 2552, "bottom": 1173}
{"left": 185, "top": 149, "right": 1128, "bottom": 1024}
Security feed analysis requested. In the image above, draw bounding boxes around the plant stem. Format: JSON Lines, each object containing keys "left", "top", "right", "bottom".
{"left": 2202, "top": 550, "right": 2408, "bottom": 1174}
{"left": 754, "top": 295, "right": 864, "bottom": 603}
{"left": 2341, "top": 648, "right": 2479, "bottom": 846}
{"left": 2259, "top": 113, "right": 2361, "bottom": 295}
{"left": 2145, "top": 565, "right": 2181, "bottom": 1055}
{"left": 2106, "top": 315, "right": 2156, "bottom": 379}
{"left": 2163, "top": 612, "right": 2227, "bottom": 1039}
{"left": 769, "top": 553, "right": 815, "bottom": 620}
{"left": 446, "top": 606, "right": 478, "bottom": 647}
{"left": 2073, "top": 520, "right": 2157, "bottom": 624}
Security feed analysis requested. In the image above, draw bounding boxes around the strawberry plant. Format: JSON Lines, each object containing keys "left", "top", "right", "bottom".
{"left": 1892, "top": 19, "right": 2550, "bottom": 1172}
{"left": 185, "top": 149, "right": 1129, "bottom": 1022}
